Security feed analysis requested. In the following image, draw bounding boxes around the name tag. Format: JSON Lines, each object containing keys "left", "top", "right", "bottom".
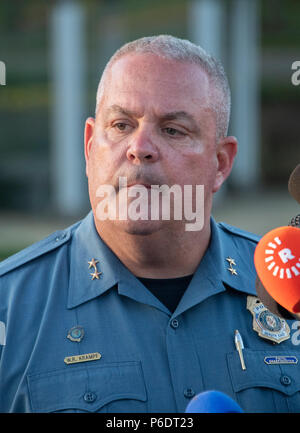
{"left": 264, "top": 355, "right": 298, "bottom": 365}
{"left": 64, "top": 352, "right": 101, "bottom": 365}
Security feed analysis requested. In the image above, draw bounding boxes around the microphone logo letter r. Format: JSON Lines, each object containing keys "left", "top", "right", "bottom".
{"left": 278, "top": 248, "right": 295, "bottom": 264}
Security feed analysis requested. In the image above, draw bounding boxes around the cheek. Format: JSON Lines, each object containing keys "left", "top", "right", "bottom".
{"left": 86, "top": 147, "right": 108, "bottom": 194}
{"left": 88, "top": 142, "right": 125, "bottom": 188}
{"left": 172, "top": 149, "right": 218, "bottom": 186}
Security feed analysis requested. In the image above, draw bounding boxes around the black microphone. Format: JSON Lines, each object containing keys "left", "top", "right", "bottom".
{"left": 288, "top": 164, "right": 300, "bottom": 205}
{"left": 185, "top": 390, "right": 243, "bottom": 413}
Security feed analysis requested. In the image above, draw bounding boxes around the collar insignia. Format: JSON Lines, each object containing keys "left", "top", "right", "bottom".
{"left": 226, "top": 257, "right": 238, "bottom": 276}
{"left": 88, "top": 258, "right": 102, "bottom": 280}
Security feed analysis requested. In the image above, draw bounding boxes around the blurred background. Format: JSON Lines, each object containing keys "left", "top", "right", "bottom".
{"left": 0, "top": 0, "right": 299, "bottom": 260}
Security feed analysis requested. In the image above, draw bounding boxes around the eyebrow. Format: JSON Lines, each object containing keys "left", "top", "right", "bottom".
{"left": 106, "top": 105, "right": 199, "bottom": 127}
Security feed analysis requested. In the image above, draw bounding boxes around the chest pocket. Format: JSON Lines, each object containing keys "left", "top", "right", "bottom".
{"left": 27, "top": 361, "right": 147, "bottom": 413}
{"left": 227, "top": 349, "right": 300, "bottom": 413}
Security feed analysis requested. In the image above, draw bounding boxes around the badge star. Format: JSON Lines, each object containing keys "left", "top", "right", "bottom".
{"left": 226, "top": 257, "right": 236, "bottom": 266}
{"left": 90, "top": 270, "right": 102, "bottom": 280}
{"left": 228, "top": 267, "right": 238, "bottom": 276}
{"left": 88, "top": 258, "right": 99, "bottom": 269}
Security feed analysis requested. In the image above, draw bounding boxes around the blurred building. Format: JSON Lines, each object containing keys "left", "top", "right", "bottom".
{"left": 0, "top": 0, "right": 299, "bottom": 258}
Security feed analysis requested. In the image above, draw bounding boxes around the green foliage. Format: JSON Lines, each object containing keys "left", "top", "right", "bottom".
{"left": 262, "top": 0, "right": 300, "bottom": 47}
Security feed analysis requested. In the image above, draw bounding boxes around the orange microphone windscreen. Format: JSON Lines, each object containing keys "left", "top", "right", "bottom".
{"left": 254, "top": 226, "right": 300, "bottom": 313}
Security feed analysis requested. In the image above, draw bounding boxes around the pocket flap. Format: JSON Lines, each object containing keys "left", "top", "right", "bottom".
{"left": 227, "top": 349, "right": 300, "bottom": 396}
{"left": 27, "top": 361, "right": 147, "bottom": 412}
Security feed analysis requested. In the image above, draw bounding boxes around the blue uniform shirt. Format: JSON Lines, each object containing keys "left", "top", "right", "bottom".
{"left": 1, "top": 211, "right": 300, "bottom": 413}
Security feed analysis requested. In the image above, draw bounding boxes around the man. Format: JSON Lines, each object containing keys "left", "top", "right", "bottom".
{"left": 0, "top": 35, "right": 299, "bottom": 413}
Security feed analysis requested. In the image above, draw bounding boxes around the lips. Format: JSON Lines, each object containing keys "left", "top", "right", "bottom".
{"left": 127, "top": 183, "right": 151, "bottom": 189}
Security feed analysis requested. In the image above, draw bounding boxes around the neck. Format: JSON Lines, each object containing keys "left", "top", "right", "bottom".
{"left": 93, "top": 218, "right": 211, "bottom": 278}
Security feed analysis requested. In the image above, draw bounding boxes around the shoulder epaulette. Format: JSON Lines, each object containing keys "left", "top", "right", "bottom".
{"left": 218, "top": 221, "right": 261, "bottom": 244}
{"left": 0, "top": 220, "right": 80, "bottom": 277}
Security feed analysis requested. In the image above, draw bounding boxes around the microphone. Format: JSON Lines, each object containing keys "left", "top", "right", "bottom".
{"left": 288, "top": 164, "right": 300, "bottom": 205}
{"left": 185, "top": 390, "right": 243, "bottom": 413}
{"left": 254, "top": 225, "right": 300, "bottom": 314}
{"left": 288, "top": 163, "right": 300, "bottom": 230}
{"left": 254, "top": 164, "right": 300, "bottom": 319}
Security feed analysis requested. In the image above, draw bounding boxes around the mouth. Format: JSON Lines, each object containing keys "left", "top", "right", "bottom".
{"left": 116, "top": 176, "right": 162, "bottom": 193}
{"left": 127, "top": 183, "right": 152, "bottom": 189}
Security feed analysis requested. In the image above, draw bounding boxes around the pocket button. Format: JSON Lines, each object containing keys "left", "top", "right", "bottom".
{"left": 171, "top": 319, "right": 179, "bottom": 329}
{"left": 83, "top": 391, "right": 97, "bottom": 403}
{"left": 280, "top": 375, "right": 292, "bottom": 386}
{"left": 184, "top": 388, "right": 195, "bottom": 398}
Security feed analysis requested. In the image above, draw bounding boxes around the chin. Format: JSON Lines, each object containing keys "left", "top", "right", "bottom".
{"left": 116, "top": 219, "right": 163, "bottom": 236}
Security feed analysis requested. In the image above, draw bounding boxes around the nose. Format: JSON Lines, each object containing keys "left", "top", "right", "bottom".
{"left": 126, "top": 126, "right": 159, "bottom": 164}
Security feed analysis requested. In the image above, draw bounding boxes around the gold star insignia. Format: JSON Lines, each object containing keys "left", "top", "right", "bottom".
{"left": 88, "top": 258, "right": 99, "bottom": 269}
{"left": 228, "top": 267, "right": 238, "bottom": 276}
{"left": 90, "top": 270, "right": 102, "bottom": 280}
{"left": 226, "top": 257, "right": 236, "bottom": 266}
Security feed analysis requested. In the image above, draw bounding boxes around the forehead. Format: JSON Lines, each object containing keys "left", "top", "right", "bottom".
{"left": 98, "top": 53, "right": 212, "bottom": 116}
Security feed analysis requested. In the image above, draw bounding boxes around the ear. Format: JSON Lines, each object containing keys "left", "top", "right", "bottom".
{"left": 213, "top": 136, "right": 238, "bottom": 193}
{"left": 84, "top": 117, "right": 95, "bottom": 177}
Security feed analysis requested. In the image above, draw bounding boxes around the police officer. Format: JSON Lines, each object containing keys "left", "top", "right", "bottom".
{"left": 1, "top": 35, "right": 299, "bottom": 413}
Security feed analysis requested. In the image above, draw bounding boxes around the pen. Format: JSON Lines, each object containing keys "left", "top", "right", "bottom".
{"left": 235, "top": 329, "right": 246, "bottom": 370}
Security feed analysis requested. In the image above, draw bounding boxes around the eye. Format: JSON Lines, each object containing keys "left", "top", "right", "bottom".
{"left": 162, "top": 127, "right": 186, "bottom": 137}
{"left": 113, "top": 122, "right": 129, "bottom": 131}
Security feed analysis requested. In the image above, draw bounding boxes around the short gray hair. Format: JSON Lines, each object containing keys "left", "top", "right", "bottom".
{"left": 95, "top": 35, "right": 231, "bottom": 139}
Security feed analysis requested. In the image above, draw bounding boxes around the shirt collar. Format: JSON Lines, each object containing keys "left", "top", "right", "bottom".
{"left": 68, "top": 211, "right": 119, "bottom": 308}
{"left": 67, "top": 211, "right": 169, "bottom": 311}
{"left": 67, "top": 211, "right": 256, "bottom": 310}
{"left": 173, "top": 217, "right": 257, "bottom": 316}
{"left": 210, "top": 216, "right": 257, "bottom": 295}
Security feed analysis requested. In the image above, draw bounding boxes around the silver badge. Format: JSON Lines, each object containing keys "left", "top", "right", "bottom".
{"left": 247, "top": 296, "right": 290, "bottom": 344}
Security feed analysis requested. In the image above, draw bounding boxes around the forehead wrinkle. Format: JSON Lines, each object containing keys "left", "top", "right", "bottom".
{"left": 160, "top": 110, "right": 198, "bottom": 125}
{"left": 105, "top": 104, "right": 142, "bottom": 118}
{"left": 105, "top": 105, "right": 200, "bottom": 124}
